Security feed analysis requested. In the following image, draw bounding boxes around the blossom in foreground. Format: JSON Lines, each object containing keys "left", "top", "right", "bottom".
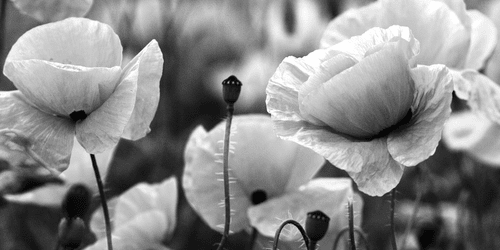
{"left": 11, "top": 0, "right": 93, "bottom": 23}
{"left": 0, "top": 17, "right": 163, "bottom": 172}
{"left": 320, "top": 0, "right": 497, "bottom": 98}
{"left": 183, "top": 114, "right": 361, "bottom": 249}
{"left": 266, "top": 26, "right": 453, "bottom": 196}
{"left": 86, "top": 177, "right": 177, "bottom": 250}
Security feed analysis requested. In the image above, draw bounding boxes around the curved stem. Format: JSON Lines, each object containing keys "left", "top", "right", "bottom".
{"left": 273, "top": 219, "right": 310, "bottom": 250}
{"left": 390, "top": 189, "right": 397, "bottom": 250}
{"left": 0, "top": 0, "right": 7, "bottom": 63}
{"left": 333, "top": 226, "right": 369, "bottom": 250}
{"left": 90, "top": 154, "right": 113, "bottom": 250}
{"left": 216, "top": 104, "right": 234, "bottom": 250}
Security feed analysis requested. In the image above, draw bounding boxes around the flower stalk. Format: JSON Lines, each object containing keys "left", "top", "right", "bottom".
{"left": 348, "top": 198, "right": 356, "bottom": 250}
{"left": 390, "top": 188, "right": 397, "bottom": 250}
{"left": 90, "top": 154, "right": 113, "bottom": 250}
{"left": 272, "top": 219, "right": 310, "bottom": 250}
{"left": 217, "top": 75, "right": 242, "bottom": 250}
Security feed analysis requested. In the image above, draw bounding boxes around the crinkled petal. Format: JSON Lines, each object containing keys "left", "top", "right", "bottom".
{"left": 388, "top": 64, "right": 453, "bottom": 166}
{"left": 114, "top": 177, "right": 178, "bottom": 240}
{"left": 121, "top": 40, "right": 163, "bottom": 140}
{"left": 248, "top": 178, "right": 361, "bottom": 243}
{"left": 86, "top": 211, "right": 171, "bottom": 250}
{"left": 465, "top": 71, "right": 500, "bottom": 123}
{"left": 11, "top": 0, "right": 93, "bottom": 23}
{"left": 75, "top": 69, "right": 138, "bottom": 154}
{"left": 443, "top": 111, "right": 500, "bottom": 167}
{"left": 451, "top": 69, "right": 472, "bottom": 100}
{"left": 3, "top": 60, "right": 121, "bottom": 116}
{"left": 182, "top": 126, "right": 251, "bottom": 233}
{"left": 0, "top": 91, "right": 74, "bottom": 172}
{"left": 465, "top": 10, "right": 497, "bottom": 70}
{"left": 321, "top": 0, "right": 469, "bottom": 68}
{"left": 5, "top": 17, "right": 121, "bottom": 67}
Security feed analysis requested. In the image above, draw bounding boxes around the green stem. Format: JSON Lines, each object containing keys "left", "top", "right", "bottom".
{"left": 90, "top": 154, "right": 113, "bottom": 250}
{"left": 246, "top": 227, "right": 258, "bottom": 250}
{"left": 400, "top": 171, "right": 423, "bottom": 249}
{"left": 332, "top": 227, "right": 369, "bottom": 250}
{"left": 216, "top": 104, "right": 234, "bottom": 250}
{"left": 272, "top": 219, "right": 310, "bottom": 250}
{"left": 390, "top": 189, "right": 397, "bottom": 250}
{"left": 0, "top": 0, "right": 7, "bottom": 78}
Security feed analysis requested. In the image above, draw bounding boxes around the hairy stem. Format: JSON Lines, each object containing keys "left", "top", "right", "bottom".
{"left": 390, "top": 189, "right": 397, "bottom": 250}
{"left": 273, "top": 219, "right": 310, "bottom": 250}
{"left": 90, "top": 154, "right": 113, "bottom": 250}
{"left": 216, "top": 104, "right": 234, "bottom": 250}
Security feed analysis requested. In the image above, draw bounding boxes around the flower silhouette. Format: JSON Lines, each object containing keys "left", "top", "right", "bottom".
{"left": 86, "top": 177, "right": 177, "bottom": 250}
{"left": 183, "top": 114, "right": 361, "bottom": 248}
{"left": 320, "top": 0, "right": 497, "bottom": 99}
{"left": 266, "top": 26, "right": 453, "bottom": 196}
{"left": 0, "top": 17, "right": 163, "bottom": 172}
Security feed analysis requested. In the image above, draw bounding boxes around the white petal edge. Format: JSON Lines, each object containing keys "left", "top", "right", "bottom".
{"left": 465, "top": 10, "right": 498, "bottom": 70}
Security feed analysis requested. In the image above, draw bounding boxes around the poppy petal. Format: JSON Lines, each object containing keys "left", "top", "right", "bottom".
{"left": 465, "top": 10, "right": 497, "bottom": 70}
{"left": 247, "top": 178, "right": 361, "bottom": 244}
{"left": 443, "top": 111, "right": 500, "bottom": 166}
{"left": 388, "top": 64, "right": 453, "bottom": 166}
{"left": 75, "top": 68, "right": 137, "bottom": 154}
{"left": 0, "top": 91, "right": 74, "bottom": 172}
{"left": 121, "top": 40, "right": 163, "bottom": 140}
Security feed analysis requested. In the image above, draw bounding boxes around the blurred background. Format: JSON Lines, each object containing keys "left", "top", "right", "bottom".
{"left": 1, "top": 0, "right": 500, "bottom": 249}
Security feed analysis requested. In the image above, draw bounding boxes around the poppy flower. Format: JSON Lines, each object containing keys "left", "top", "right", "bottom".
{"left": 182, "top": 114, "right": 361, "bottom": 248}
{"left": 320, "top": 0, "right": 497, "bottom": 99}
{"left": 0, "top": 17, "right": 163, "bottom": 173}
{"left": 266, "top": 26, "right": 453, "bottom": 196}
{"left": 10, "top": 0, "right": 94, "bottom": 23}
{"left": 86, "top": 177, "right": 177, "bottom": 250}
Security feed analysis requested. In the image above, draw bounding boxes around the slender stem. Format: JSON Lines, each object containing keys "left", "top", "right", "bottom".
{"left": 308, "top": 240, "right": 317, "bottom": 250}
{"left": 400, "top": 174, "right": 423, "bottom": 249}
{"left": 216, "top": 104, "right": 234, "bottom": 250}
{"left": 272, "top": 219, "right": 310, "bottom": 250}
{"left": 246, "top": 227, "right": 258, "bottom": 250}
{"left": 0, "top": 0, "right": 6, "bottom": 62}
{"left": 90, "top": 154, "right": 113, "bottom": 250}
{"left": 390, "top": 189, "right": 397, "bottom": 250}
{"left": 348, "top": 199, "right": 356, "bottom": 250}
{"left": 332, "top": 227, "right": 369, "bottom": 250}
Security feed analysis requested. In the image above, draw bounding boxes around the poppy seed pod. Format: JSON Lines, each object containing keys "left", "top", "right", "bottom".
{"left": 58, "top": 217, "right": 86, "bottom": 249}
{"left": 305, "top": 210, "right": 330, "bottom": 242}
{"left": 222, "top": 75, "right": 242, "bottom": 104}
{"left": 62, "top": 183, "right": 91, "bottom": 219}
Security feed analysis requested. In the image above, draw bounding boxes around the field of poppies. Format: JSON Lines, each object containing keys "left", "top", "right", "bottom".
{"left": 1, "top": 0, "right": 500, "bottom": 249}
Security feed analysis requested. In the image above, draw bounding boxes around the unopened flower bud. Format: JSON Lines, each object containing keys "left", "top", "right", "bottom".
{"left": 58, "top": 217, "right": 86, "bottom": 249}
{"left": 222, "top": 75, "right": 242, "bottom": 104}
{"left": 62, "top": 183, "right": 91, "bottom": 219}
{"left": 305, "top": 210, "right": 330, "bottom": 242}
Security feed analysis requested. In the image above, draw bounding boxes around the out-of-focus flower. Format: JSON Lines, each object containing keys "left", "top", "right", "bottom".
{"left": 266, "top": 26, "right": 453, "bottom": 196}
{"left": 10, "top": 0, "right": 93, "bottom": 23}
{"left": 4, "top": 139, "right": 117, "bottom": 206}
{"left": 0, "top": 17, "right": 163, "bottom": 172}
{"left": 183, "top": 114, "right": 362, "bottom": 249}
{"left": 86, "top": 177, "right": 177, "bottom": 250}
{"left": 320, "top": 0, "right": 497, "bottom": 99}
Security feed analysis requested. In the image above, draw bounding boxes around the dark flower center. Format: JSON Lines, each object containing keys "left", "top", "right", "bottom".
{"left": 375, "top": 109, "right": 413, "bottom": 138}
{"left": 251, "top": 189, "right": 268, "bottom": 205}
{"left": 69, "top": 110, "right": 87, "bottom": 122}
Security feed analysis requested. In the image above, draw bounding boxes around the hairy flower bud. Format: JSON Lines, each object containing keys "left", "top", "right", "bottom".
{"left": 222, "top": 75, "right": 242, "bottom": 104}
{"left": 305, "top": 210, "right": 330, "bottom": 242}
{"left": 58, "top": 217, "right": 86, "bottom": 249}
{"left": 62, "top": 183, "right": 91, "bottom": 219}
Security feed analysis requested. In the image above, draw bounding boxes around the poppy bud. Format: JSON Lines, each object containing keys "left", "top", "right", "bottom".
{"left": 62, "top": 183, "right": 91, "bottom": 219}
{"left": 222, "top": 75, "right": 242, "bottom": 104}
{"left": 58, "top": 217, "right": 86, "bottom": 249}
{"left": 305, "top": 210, "right": 330, "bottom": 242}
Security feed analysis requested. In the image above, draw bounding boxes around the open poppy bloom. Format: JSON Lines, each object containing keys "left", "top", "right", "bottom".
{"left": 266, "top": 26, "right": 453, "bottom": 196}
{"left": 86, "top": 177, "right": 177, "bottom": 250}
{"left": 183, "top": 114, "right": 361, "bottom": 248}
{"left": 10, "top": 0, "right": 93, "bottom": 23}
{"left": 320, "top": 0, "right": 497, "bottom": 99}
{"left": 0, "top": 17, "right": 163, "bottom": 173}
